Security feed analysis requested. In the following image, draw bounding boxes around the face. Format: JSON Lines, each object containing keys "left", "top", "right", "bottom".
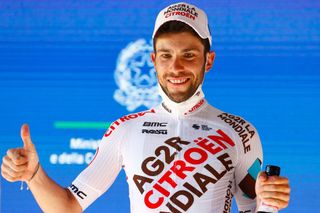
{"left": 152, "top": 32, "right": 215, "bottom": 103}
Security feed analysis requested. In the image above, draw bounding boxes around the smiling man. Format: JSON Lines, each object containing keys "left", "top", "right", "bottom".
{"left": 1, "top": 2, "right": 290, "bottom": 213}
{"left": 152, "top": 31, "right": 213, "bottom": 103}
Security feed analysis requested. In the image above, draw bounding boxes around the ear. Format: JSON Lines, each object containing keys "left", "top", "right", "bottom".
{"left": 205, "top": 51, "right": 216, "bottom": 73}
{"left": 151, "top": 52, "right": 156, "bottom": 66}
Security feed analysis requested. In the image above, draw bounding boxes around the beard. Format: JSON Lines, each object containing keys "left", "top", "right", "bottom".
{"left": 158, "top": 64, "right": 205, "bottom": 103}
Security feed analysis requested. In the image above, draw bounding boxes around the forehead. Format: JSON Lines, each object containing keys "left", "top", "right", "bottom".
{"left": 155, "top": 32, "right": 204, "bottom": 52}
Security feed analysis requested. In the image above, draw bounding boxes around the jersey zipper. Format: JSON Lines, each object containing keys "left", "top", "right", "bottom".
{"left": 170, "top": 113, "right": 182, "bottom": 197}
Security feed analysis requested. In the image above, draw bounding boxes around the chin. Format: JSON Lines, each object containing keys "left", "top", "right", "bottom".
{"left": 168, "top": 93, "right": 191, "bottom": 103}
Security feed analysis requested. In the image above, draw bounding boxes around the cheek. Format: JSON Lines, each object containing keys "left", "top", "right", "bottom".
{"left": 155, "top": 69, "right": 165, "bottom": 83}
{"left": 156, "top": 61, "right": 170, "bottom": 71}
{"left": 155, "top": 63, "right": 169, "bottom": 77}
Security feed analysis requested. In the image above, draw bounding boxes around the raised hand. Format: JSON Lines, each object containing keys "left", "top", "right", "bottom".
{"left": 1, "top": 124, "right": 39, "bottom": 182}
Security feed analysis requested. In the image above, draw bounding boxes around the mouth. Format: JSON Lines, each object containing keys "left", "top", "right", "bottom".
{"left": 167, "top": 78, "right": 190, "bottom": 85}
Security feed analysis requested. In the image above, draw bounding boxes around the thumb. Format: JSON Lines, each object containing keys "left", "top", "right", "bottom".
{"left": 21, "top": 124, "right": 35, "bottom": 150}
{"left": 255, "top": 171, "right": 268, "bottom": 198}
{"left": 258, "top": 171, "right": 268, "bottom": 182}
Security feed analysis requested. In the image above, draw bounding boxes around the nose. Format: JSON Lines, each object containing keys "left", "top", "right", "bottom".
{"left": 171, "top": 57, "right": 184, "bottom": 72}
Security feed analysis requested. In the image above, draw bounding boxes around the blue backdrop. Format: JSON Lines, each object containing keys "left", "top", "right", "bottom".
{"left": 0, "top": 0, "right": 319, "bottom": 212}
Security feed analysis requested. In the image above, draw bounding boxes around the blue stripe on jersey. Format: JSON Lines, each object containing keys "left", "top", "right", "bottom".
{"left": 248, "top": 158, "right": 261, "bottom": 180}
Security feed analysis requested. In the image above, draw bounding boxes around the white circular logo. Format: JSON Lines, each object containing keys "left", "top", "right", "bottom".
{"left": 114, "top": 39, "right": 161, "bottom": 111}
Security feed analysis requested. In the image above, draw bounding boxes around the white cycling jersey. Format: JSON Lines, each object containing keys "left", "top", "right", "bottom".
{"left": 69, "top": 85, "right": 263, "bottom": 213}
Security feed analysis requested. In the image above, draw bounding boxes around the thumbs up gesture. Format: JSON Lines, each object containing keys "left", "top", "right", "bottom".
{"left": 1, "top": 124, "right": 40, "bottom": 182}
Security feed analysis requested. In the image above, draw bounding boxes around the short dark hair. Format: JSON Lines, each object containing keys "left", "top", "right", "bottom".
{"left": 153, "top": 20, "right": 210, "bottom": 54}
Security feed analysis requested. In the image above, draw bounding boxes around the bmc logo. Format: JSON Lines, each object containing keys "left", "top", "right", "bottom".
{"left": 143, "top": 122, "right": 168, "bottom": 127}
{"left": 69, "top": 184, "right": 87, "bottom": 199}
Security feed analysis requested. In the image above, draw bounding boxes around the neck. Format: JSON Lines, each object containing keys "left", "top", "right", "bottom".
{"left": 159, "top": 84, "right": 206, "bottom": 116}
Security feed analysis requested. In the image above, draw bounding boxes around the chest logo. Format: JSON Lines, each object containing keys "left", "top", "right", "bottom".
{"left": 133, "top": 129, "right": 236, "bottom": 212}
{"left": 142, "top": 122, "right": 168, "bottom": 135}
{"left": 192, "top": 124, "right": 212, "bottom": 131}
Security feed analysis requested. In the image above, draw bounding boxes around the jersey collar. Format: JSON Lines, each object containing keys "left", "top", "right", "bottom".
{"left": 158, "top": 84, "right": 206, "bottom": 116}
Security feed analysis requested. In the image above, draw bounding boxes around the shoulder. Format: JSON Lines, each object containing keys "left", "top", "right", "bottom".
{"left": 204, "top": 103, "right": 258, "bottom": 133}
{"left": 215, "top": 111, "right": 258, "bottom": 134}
{"left": 203, "top": 104, "right": 260, "bottom": 152}
{"left": 103, "top": 108, "right": 157, "bottom": 137}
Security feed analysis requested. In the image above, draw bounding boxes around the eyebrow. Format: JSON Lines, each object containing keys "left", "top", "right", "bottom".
{"left": 156, "top": 48, "right": 171, "bottom": 53}
{"left": 156, "top": 48, "right": 201, "bottom": 53}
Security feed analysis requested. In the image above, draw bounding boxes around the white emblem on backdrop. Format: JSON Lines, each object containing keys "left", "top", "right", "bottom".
{"left": 114, "top": 39, "right": 161, "bottom": 111}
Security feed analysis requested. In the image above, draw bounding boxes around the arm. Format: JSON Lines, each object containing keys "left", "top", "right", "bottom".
{"left": 27, "top": 165, "right": 82, "bottom": 212}
{"left": 1, "top": 124, "right": 82, "bottom": 212}
{"left": 233, "top": 124, "right": 263, "bottom": 212}
{"left": 233, "top": 124, "right": 290, "bottom": 212}
{"left": 68, "top": 122, "right": 124, "bottom": 210}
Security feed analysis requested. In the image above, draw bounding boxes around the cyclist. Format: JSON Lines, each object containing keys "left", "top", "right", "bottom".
{"left": 1, "top": 2, "right": 290, "bottom": 212}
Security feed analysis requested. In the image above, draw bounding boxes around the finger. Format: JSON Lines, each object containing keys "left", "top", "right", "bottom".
{"left": 1, "top": 163, "right": 26, "bottom": 178}
{"left": 261, "top": 184, "right": 291, "bottom": 194}
{"left": 259, "top": 191, "right": 290, "bottom": 202}
{"left": 1, "top": 169, "right": 22, "bottom": 182}
{"left": 6, "top": 149, "right": 28, "bottom": 165}
{"left": 21, "top": 124, "right": 35, "bottom": 150}
{"left": 261, "top": 197, "right": 290, "bottom": 209}
{"left": 261, "top": 176, "right": 289, "bottom": 185}
{"left": 2, "top": 156, "right": 28, "bottom": 173}
{"left": 258, "top": 171, "right": 268, "bottom": 182}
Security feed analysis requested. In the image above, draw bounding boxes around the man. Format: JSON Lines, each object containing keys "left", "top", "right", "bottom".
{"left": 1, "top": 2, "right": 290, "bottom": 213}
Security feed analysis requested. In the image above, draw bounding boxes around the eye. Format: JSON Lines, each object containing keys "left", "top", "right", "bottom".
{"left": 184, "top": 52, "right": 195, "bottom": 58}
{"left": 160, "top": 53, "right": 172, "bottom": 59}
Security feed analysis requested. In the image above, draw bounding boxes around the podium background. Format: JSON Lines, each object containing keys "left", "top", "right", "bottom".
{"left": 1, "top": 0, "right": 319, "bottom": 212}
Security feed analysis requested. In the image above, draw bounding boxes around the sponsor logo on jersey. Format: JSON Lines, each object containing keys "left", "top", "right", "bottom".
{"left": 114, "top": 39, "right": 161, "bottom": 112}
{"left": 142, "top": 122, "right": 168, "bottom": 134}
{"left": 192, "top": 124, "right": 200, "bottom": 130}
{"left": 162, "top": 103, "right": 172, "bottom": 113}
{"left": 69, "top": 184, "right": 87, "bottom": 199}
{"left": 185, "top": 99, "right": 205, "bottom": 115}
{"left": 223, "top": 181, "right": 233, "bottom": 213}
{"left": 104, "top": 109, "right": 155, "bottom": 137}
{"left": 143, "top": 122, "right": 168, "bottom": 127}
{"left": 133, "top": 129, "right": 236, "bottom": 212}
{"left": 142, "top": 129, "right": 168, "bottom": 135}
{"left": 217, "top": 113, "right": 256, "bottom": 154}
{"left": 192, "top": 124, "right": 212, "bottom": 131}
{"left": 162, "top": 99, "right": 205, "bottom": 115}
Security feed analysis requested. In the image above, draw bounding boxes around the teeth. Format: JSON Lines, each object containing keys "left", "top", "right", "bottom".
{"left": 169, "top": 79, "right": 188, "bottom": 84}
